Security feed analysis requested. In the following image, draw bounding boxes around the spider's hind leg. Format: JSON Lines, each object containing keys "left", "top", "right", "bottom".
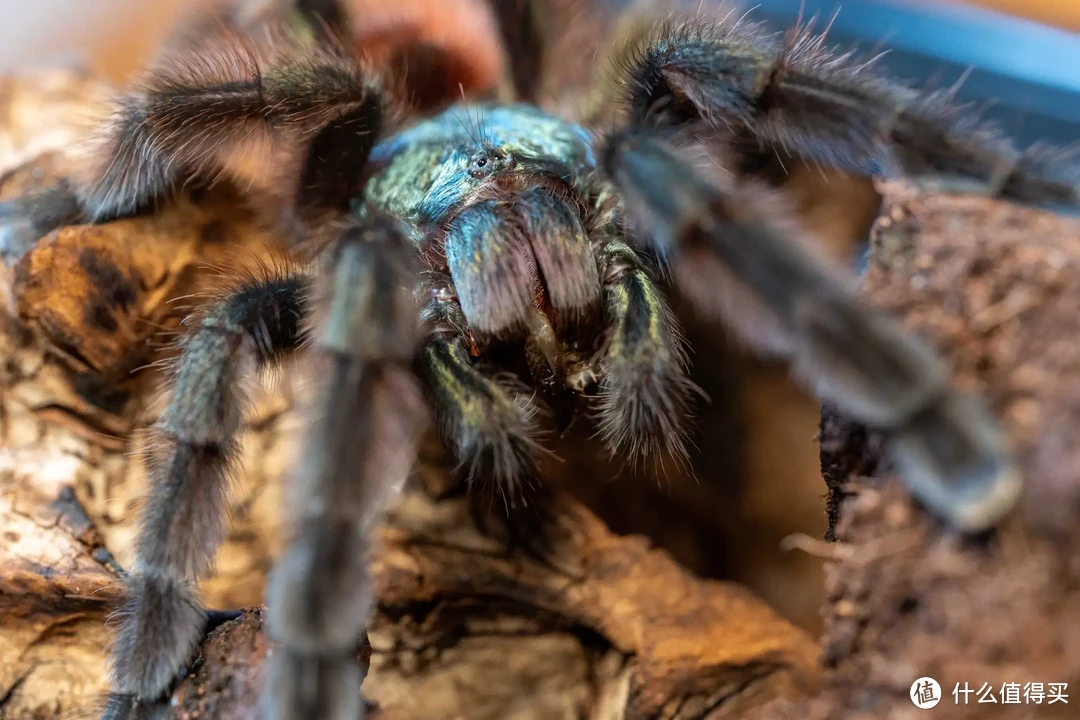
{"left": 602, "top": 132, "right": 1020, "bottom": 532}
{"left": 103, "top": 269, "right": 310, "bottom": 714}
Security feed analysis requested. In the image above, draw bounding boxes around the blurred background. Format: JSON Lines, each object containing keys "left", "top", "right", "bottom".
{"left": 0, "top": 0, "right": 1077, "bottom": 148}
{"left": 1, "top": 0, "right": 1077, "bottom": 141}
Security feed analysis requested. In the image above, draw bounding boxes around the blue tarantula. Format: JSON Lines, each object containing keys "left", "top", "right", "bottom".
{"left": 54, "top": 0, "right": 1078, "bottom": 717}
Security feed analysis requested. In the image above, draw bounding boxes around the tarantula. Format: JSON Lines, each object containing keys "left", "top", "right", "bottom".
{"left": 36, "top": 0, "right": 1076, "bottom": 717}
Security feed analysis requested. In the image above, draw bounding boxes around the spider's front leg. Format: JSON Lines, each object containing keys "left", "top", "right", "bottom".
{"left": 594, "top": 236, "right": 696, "bottom": 467}
{"left": 262, "top": 216, "right": 427, "bottom": 720}
{"left": 602, "top": 132, "right": 1020, "bottom": 532}
{"left": 102, "top": 271, "right": 310, "bottom": 718}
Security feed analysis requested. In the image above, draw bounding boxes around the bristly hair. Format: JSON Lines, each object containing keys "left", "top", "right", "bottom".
{"left": 72, "top": 10, "right": 395, "bottom": 230}
{"left": 586, "top": 3, "right": 1080, "bottom": 217}
{"left": 593, "top": 289, "right": 698, "bottom": 474}
{"left": 585, "top": 3, "right": 768, "bottom": 127}
{"left": 589, "top": 229, "right": 700, "bottom": 475}
{"left": 418, "top": 336, "right": 552, "bottom": 511}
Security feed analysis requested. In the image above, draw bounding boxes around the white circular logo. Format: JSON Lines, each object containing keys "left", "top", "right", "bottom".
{"left": 910, "top": 677, "right": 942, "bottom": 709}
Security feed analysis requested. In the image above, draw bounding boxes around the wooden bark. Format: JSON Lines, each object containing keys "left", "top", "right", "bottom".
{"left": 155, "top": 456, "right": 821, "bottom": 720}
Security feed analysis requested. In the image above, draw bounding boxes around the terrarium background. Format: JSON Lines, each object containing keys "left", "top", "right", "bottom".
{"left": 4, "top": 0, "right": 1080, "bottom": 81}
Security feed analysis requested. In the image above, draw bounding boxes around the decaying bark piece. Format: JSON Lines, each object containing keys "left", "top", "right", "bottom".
{"left": 163, "top": 449, "right": 821, "bottom": 720}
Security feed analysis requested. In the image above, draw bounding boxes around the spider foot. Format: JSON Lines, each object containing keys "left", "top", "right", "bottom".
{"left": 889, "top": 393, "right": 1022, "bottom": 532}
{"left": 261, "top": 647, "right": 366, "bottom": 720}
{"left": 108, "top": 573, "right": 205, "bottom": 702}
{"left": 100, "top": 693, "right": 169, "bottom": 720}
{"left": 97, "top": 608, "right": 239, "bottom": 720}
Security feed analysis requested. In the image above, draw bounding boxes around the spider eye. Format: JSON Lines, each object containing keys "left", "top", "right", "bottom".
{"left": 469, "top": 153, "right": 494, "bottom": 178}
{"left": 468, "top": 150, "right": 511, "bottom": 178}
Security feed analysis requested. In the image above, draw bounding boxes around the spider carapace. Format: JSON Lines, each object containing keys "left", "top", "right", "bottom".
{"left": 53, "top": 0, "right": 1080, "bottom": 717}
{"left": 362, "top": 102, "right": 614, "bottom": 408}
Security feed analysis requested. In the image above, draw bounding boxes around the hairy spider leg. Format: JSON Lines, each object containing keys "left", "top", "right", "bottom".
{"left": 602, "top": 132, "right": 1021, "bottom": 532}
{"left": 105, "top": 273, "right": 309, "bottom": 711}
{"left": 613, "top": 15, "right": 1080, "bottom": 213}
{"left": 76, "top": 12, "right": 384, "bottom": 225}
{"left": 593, "top": 235, "right": 695, "bottom": 467}
{"left": 262, "top": 218, "right": 427, "bottom": 720}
